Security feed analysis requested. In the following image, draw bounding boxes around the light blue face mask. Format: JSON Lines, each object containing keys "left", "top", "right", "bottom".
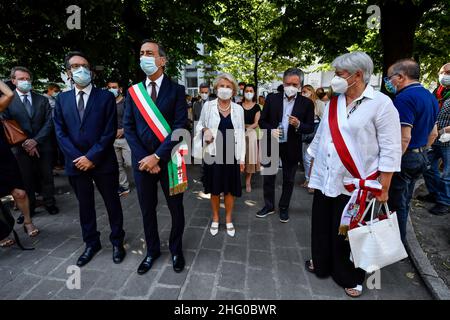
{"left": 17, "top": 80, "right": 32, "bottom": 93}
{"left": 108, "top": 88, "right": 119, "bottom": 97}
{"left": 140, "top": 56, "right": 158, "bottom": 76}
{"left": 72, "top": 66, "right": 92, "bottom": 87}
{"left": 384, "top": 78, "right": 397, "bottom": 95}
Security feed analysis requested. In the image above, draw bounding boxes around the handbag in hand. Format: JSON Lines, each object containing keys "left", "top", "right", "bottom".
{"left": 2, "top": 119, "right": 27, "bottom": 145}
{"left": 348, "top": 199, "right": 408, "bottom": 272}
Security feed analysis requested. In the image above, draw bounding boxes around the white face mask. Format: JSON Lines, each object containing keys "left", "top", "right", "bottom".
{"left": 439, "top": 74, "right": 450, "bottom": 87}
{"left": 302, "top": 92, "right": 311, "bottom": 98}
{"left": 244, "top": 92, "right": 254, "bottom": 101}
{"left": 330, "top": 74, "right": 355, "bottom": 94}
{"left": 217, "top": 87, "right": 233, "bottom": 100}
{"left": 200, "top": 93, "right": 209, "bottom": 101}
{"left": 284, "top": 85, "right": 298, "bottom": 98}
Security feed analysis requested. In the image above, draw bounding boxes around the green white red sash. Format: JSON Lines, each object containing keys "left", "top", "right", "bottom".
{"left": 128, "top": 82, "right": 188, "bottom": 196}
{"left": 328, "top": 96, "right": 382, "bottom": 236}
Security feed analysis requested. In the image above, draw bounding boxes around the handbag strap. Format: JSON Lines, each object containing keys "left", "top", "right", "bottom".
{"left": 357, "top": 198, "right": 376, "bottom": 227}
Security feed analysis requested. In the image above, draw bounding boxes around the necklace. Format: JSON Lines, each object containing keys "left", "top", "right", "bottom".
{"left": 218, "top": 102, "right": 231, "bottom": 112}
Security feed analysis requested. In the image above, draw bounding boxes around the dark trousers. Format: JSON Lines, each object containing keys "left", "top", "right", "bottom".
{"left": 12, "top": 147, "right": 55, "bottom": 211}
{"left": 134, "top": 166, "right": 185, "bottom": 256}
{"left": 263, "top": 159, "right": 298, "bottom": 210}
{"left": 311, "top": 190, "right": 366, "bottom": 288}
{"left": 69, "top": 172, "right": 125, "bottom": 248}
{"left": 388, "top": 150, "right": 428, "bottom": 243}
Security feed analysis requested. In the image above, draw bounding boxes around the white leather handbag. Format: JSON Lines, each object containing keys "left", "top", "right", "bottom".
{"left": 348, "top": 199, "right": 408, "bottom": 273}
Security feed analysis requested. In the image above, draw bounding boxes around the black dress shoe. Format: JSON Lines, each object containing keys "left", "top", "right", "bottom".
{"left": 45, "top": 205, "right": 60, "bottom": 215}
{"left": 172, "top": 254, "right": 185, "bottom": 273}
{"left": 113, "top": 245, "right": 126, "bottom": 264}
{"left": 137, "top": 252, "right": 161, "bottom": 275}
{"left": 76, "top": 245, "right": 102, "bottom": 267}
{"left": 429, "top": 203, "right": 449, "bottom": 216}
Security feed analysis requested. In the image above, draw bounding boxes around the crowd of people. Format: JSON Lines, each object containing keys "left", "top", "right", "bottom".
{"left": 0, "top": 39, "right": 448, "bottom": 297}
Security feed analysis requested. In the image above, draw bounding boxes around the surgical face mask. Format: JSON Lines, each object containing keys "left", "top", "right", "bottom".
{"left": 200, "top": 93, "right": 209, "bottom": 101}
{"left": 217, "top": 87, "right": 233, "bottom": 100}
{"left": 284, "top": 85, "right": 298, "bottom": 98}
{"left": 244, "top": 92, "right": 254, "bottom": 101}
{"left": 17, "top": 80, "right": 32, "bottom": 93}
{"left": 384, "top": 78, "right": 397, "bottom": 95}
{"left": 109, "top": 88, "right": 119, "bottom": 98}
{"left": 71, "top": 67, "right": 92, "bottom": 87}
{"left": 140, "top": 56, "right": 158, "bottom": 76}
{"left": 330, "top": 74, "right": 355, "bottom": 94}
{"left": 302, "top": 92, "right": 311, "bottom": 98}
{"left": 52, "top": 91, "right": 60, "bottom": 98}
{"left": 439, "top": 74, "right": 450, "bottom": 87}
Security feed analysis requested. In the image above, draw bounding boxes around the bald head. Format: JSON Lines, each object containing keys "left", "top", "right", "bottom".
{"left": 439, "top": 63, "right": 450, "bottom": 74}
{"left": 388, "top": 59, "right": 420, "bottom": 81}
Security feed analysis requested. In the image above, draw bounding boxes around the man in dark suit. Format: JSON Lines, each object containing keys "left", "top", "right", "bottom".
{"left": 257, "top": 68, "right": 315, "bottom": 223}
{"left": 53, "top": 51, "right": 126, "bottom": 267}
{"left": 2, "top": 66, "right": 58, "bottom": 222}
{"left": 123, "top": 39, "right": 188, "bottom": 274}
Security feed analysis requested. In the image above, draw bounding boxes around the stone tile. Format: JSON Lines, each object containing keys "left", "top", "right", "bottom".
{"left": 93, "top": 270, "right": 130, "bottom": 291}
{"left": 57, "top": 269, "right": 104, "bottom": 300}
{"left": 249, "top": 219, "right": 270, "bottom": 234}
{"left": 190, "top": 217, "right": 210, "bottom": 228}
{"left": 225, "top": 225, "right": 248, "bottom": 246}
{"left": 248, "top": 250, "right": 272, "bottom": 270}
{"left": 22, "top": 279, "right": 65, "bottom": 300}
{"left": 180, "top": 273, "right": 215, "bottom": 300}
{"left": 120, "top": 271, "right": 158, "bottom": 298}
{"left": 274, "top": 247, "right": 302, "bottom": 264}
{"left": 149, "top": 287, "right": 181, "bottom": 300}
{"left": 247, "top": 269, "right": 277, "bottom": 299}
{"left": 201, "top": 231, "right": 225, "bottom": 250}
{"left": 157, "top": 266, "right": 189, "bottom": 286}
{"left": 191, "top": 249, "right": 221, "bottom": 274}
{"left": 183, "top": 227, "right": 204, "bottom": 250}
{"left": 84, "top": 289, "right": 117, "bottom": 300}
{"left": 27, "top": 256, "right": 65, "bottom": 277}
{"left": 49, "top": 238, "right": 84, "bottom": 259}
{"left": 215, "top": 289, "right": 246, "bottom": 300}
{"left": 223, "top": 245, "right": 247, "bottom": 263}
{"left": 0, "top": 273, "right": 41, "bottom": 300}
{"left": 249, "top": 234, "right": 271, "bottom": 251}
{"left": 218, "top": 262, "right": 246, "bottom": 290}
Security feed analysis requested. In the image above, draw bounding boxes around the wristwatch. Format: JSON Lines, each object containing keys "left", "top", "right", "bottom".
{"left": 154, "top": 153, "right": 160, "bottom": 160}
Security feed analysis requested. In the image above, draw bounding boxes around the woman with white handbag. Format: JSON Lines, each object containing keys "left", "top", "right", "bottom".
{"left": 193, "top": 73, "right": 246, "bottom": 237}
{"left": 304, "top": 52, "right": 403, "bottom": 297}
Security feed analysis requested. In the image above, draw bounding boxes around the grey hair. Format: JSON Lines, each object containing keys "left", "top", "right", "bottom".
{"left": 391, "top": 59, "right": 420, "bottom": 80}
{"left": 283, "top": 68, "right": 304, "bottom": 85}
{"left": 10, "top": 66, "right": 33, "bottom": 80}
{"left": 213, "top": 73, "right": 238, "bottom": 95}
{"left": 331, "top": 51, "right": 374, "bottom": 83}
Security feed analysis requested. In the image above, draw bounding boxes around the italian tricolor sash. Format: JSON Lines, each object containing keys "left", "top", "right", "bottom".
{"left": 129, "top": 82, "right": 188, "bottom": 196}
{"left": 328, "top": 96, "right": 382, "bottom": 236}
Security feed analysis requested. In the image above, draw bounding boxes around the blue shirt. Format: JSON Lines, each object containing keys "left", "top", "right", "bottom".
{"left": 393, "top": 83, "right": 439, "bottom": 149}
{"left": 281, "top": 94, "right": 296, "bottom": 142}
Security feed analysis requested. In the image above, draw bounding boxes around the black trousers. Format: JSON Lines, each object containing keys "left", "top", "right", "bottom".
{"left": 69, "top": 172, "right": 125, "bottom": 248}
{"left": 134, "top": 166, "right": 185, "bottom": 256}
{"left": 263, "top": 159, "right": 298, "bottom": 210}
{"left": 12, "top": 147, "right": 55, "bottom": 211}
{"left": 311, "top": 190, "right": 366, "bottom": 288}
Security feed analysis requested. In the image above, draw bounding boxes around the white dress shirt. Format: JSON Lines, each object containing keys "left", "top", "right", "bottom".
{"left": 75, "top": 83, "right": 93, "bottom": 109}
{"left": 17, "top": 89, "right": 32, "bottom": 106}
{"left": 145, "top": 74, "right": 164, "bottom": 98}
{"left": 281, "top": 94, "right": 296, "bottom": 141}
{"left": 307, "top": 85, "right": 402, "bottom": 197}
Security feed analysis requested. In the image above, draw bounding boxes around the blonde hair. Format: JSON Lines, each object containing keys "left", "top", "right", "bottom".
{"left": 303, "top": 85, "right": 322, "bottom": 117}
{"left": 213, "top": 73, "right": 238, "bottom": 96}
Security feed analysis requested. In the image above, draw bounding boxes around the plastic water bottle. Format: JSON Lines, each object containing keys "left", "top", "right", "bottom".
{"left": 278, "top": 122, "right": 286, "bottom": 143}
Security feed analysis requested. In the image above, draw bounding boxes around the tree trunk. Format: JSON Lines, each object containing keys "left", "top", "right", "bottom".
{"left": 379, "top": 0, "right": 424, "bottom": 93}
{"left": 254, "top": 55, "right": 259, "bottom": 94}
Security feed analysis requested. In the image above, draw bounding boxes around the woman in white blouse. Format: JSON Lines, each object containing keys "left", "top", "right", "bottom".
{"left": 195, "top": 73, "right": 245, "bottom": 237}
{"left": 305, "top": 52, "right": 402, "bottom": 297}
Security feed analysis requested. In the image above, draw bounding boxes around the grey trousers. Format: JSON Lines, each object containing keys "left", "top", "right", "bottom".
{"left": 114, "top": 138, "right": 131, "bottom": 189}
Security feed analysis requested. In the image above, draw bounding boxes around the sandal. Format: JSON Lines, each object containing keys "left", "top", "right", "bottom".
{"left": 345, "top": 285, "right": 363, "bottom": 298}
{"left": 226, "top": 223, "right": 235, "bottom": 237}
{"left": 24, "top": 223, "right": 40, "bottom": 237}
{"left": 210, "top": 221, "right": 219, "bottom": 236}
{"left": 305, "top": 259, "right": 315, "bottom": 273}
{"left": 0, "top": 238, "right": 15, "bottom": 248}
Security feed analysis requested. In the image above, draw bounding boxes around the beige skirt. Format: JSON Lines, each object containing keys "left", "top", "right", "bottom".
{"left": 245, "top": 129, "right": 261, "bottom": 174}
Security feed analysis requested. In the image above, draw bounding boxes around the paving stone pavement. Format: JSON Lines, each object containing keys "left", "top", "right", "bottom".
{"left": 0, "top": 165, "right": 432, "bottom": 300}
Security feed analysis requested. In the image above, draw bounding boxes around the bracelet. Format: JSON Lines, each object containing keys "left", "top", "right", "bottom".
{"left": 154, "top": 153, "right": 160, "bottom": 160}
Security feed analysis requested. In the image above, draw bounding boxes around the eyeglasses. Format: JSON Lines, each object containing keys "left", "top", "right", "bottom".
{"left": 70, "top": 64, "right": 90, "bottom": 70}
{"left": 384, "top": 73, "right": 399, "bottom": 82}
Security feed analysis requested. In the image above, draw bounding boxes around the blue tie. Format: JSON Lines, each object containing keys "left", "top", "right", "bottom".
{"left": 22, "top": 95, "right": 32, "bottom": 118}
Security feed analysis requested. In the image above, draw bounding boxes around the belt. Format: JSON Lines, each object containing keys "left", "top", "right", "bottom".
{"left": 407, "top": 147, "right": 426, "bottom": 153}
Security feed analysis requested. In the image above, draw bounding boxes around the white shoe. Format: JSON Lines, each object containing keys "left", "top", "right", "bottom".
{"left": 210, "top": 222, "right": 219, "bottom": 236}
{"left": 226, "top": 223, "right": 235, "bottom": 237}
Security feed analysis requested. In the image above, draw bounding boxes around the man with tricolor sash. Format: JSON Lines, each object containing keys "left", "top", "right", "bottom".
{"left": 123, "top": 40, "right": 188, "bottom": 275}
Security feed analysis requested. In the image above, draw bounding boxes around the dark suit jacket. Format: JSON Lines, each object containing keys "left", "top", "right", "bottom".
{"left": 259, "top": 92, "right": 315, "bottom": 164}
{"left": 53, "top": 87, "right": 118, "bottom": 176}
{"left": 1, "top": 90, "right": 53, "bottom": 151}
{"left": 123, "top": 76, "right": 188, "bottom": 170}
